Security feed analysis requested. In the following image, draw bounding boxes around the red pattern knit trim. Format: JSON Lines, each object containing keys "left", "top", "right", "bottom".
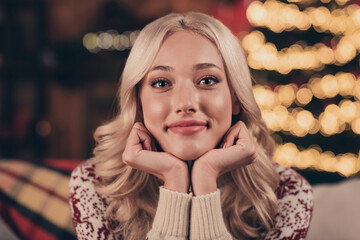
{"left": 69, "top": 159, "right": 313, "bottom": 240}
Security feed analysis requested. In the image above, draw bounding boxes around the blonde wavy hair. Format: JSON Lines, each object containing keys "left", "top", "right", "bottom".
{"left": 94, "top": 12, "right": 279, "bottom": 240}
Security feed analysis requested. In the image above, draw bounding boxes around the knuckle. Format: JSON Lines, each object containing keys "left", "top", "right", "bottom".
{"left": 237, "top": 121, "right": 246, "bottom": 128}
{"left": 172, "top": 161, "right": 187, "bottom": 172}
{"left": 245, "top": 144, "right": 257, "bottom": 161}
{"left": 134, "top": 122, "right": 142, "bottom": 127}
{"left": 122, "top": 150, "right": 133, "bottom": 165}
{"left": 133, "top": 122, "right": 143, "bottom": 130}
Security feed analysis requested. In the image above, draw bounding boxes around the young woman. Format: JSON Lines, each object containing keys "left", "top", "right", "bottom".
{"left": 69, "top": 12, "right": 313, "bottom": 240}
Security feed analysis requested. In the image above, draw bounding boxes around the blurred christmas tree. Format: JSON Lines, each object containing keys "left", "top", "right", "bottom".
{"left": 242, "top": 0, "right": 360, "bottom": 177}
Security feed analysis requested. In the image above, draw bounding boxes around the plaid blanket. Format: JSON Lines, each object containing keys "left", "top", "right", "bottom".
{"left": 0, "top": 160, "right": 78, "bottom": 240}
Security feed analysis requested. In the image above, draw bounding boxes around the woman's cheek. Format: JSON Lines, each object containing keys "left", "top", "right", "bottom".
{"left": 142, "top": 97, "right": 168, "bottom": 136}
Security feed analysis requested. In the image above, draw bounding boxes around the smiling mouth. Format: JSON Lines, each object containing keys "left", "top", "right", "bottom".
{"left": 167, "top": 120, "right": 207, "bottom": 136}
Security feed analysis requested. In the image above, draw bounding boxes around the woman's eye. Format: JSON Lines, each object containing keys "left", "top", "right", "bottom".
{"left": 151, "top": 80, "right": 170, "bottom": 88}
{"left": 198, "top": 76, "right": 219, "bottom": 86}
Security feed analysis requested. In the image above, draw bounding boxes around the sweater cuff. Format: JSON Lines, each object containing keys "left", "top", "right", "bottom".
{"left": 190, "top": 189, "right": 232, "bottom": 240}
{"left": 149, "top": 187, "right": 192, "bottom": 238}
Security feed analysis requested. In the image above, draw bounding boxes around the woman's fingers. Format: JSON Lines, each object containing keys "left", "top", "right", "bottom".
{"left": 222, "top": 124, "right": 239, "bottom": 148}
{"left": 200, "top": 121, "right": 257, "bottom": 176}
{"left": 132, "top": 122, "right": 153, "bottom": 151}
{"left": 123, "top": 122, "right": 153, "bottom": 165}
{"left": 122, "top": 123, "right": 189, "bottom": 193}
{"left": 222, "top": 121, "right": 250, "bottom": 148}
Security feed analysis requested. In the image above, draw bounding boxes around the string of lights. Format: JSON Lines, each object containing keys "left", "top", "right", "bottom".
{"left": 254, "top": 72, "right": 360, "bottom": 133}
{"left": 254, "top": 81, "right": 360, "bottom": 136}
{"left": 247, "top": 0, "right": 360, "bottom": 34}
{"left": 244, "top": 1, "right": 360, "bottom": 74}
{"left": 286, "top": 0, "right": 351, "bottom": 5}
{"left": 247, "top": 0, "right": 360, "bottom": 177}
{"left": 83, "top": 30, "right": 140, "bottom": 53}
{"left": 274, "top": 142, "right": 359, "bottom": 177}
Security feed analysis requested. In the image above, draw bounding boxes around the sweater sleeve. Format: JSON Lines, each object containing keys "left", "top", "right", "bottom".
{"left": 146, "top": 187, "right": 192, "bottom": 240}
{"left": 68, "top": 160, "right": 116, "bottom": 240}
{"left": 190, "top": 190, "right": 233, "bottom": 240}
{"left": 264, "top": 164, "right": 314, "bottom": 240}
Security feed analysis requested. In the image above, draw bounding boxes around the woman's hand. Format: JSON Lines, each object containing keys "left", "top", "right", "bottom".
{"left": 122, "top": 122, "right": 189, "bottom": 193}
{"left": 191, "top": 121, "right": 257, "bottom": 195}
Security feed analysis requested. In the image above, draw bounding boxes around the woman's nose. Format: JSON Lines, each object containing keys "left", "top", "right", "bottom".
{"left": 173, "top": 84, "right": 199, "bottom": 114}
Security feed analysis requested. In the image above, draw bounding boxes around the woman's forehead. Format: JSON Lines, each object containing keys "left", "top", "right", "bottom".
{"left": 150, "top": 31, "right": 224, "bottom": 70}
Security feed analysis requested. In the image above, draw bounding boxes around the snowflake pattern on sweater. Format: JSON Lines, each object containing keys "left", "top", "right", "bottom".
{"left": 69, "top": 160, "right": 313, "bottom": 240}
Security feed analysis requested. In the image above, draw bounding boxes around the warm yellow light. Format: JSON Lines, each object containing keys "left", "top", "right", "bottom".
{"left": 354, "top": 80, "right": 360, "bottom": 101}
{"left": 308, "top": 7, "right": 331, "bottom": 28}
{"left": 326, "top": 103, "right": 340, "bottom": 113}
{"left": 277, "top": 53, "right": 292, "bottom": 74}
{"left": 296, "top": 87, "right": 313, "bottom": 105}
{"left": 296, "top": 110, "right": 315, "bottom": 131}
{"left": 309, "top": 77, "right": 326, "bottom": 99}
{"left": 242, "top": 31, "right": 265, "bottom": 52}
{"left": 337, "top": 72, "right": 356, "bottom": 96}
{"left": 274, "top": 143, "right": 360, "bottom": 177}
{"left": 277, "top": 84, "right": 297, "bottom": 107}
{"left": 245, "top": 1, "right": 360, "bottom": 74}
{"left": 291, "top": 124, "right": 308, "bottom": 137}
{"left": 335, "top": 38, "right": 357, "bottom": 63}
{"left": 282, "top": 4, "right": 300, "bottom": 30}
{"left": 297, "top": 149, "right": 318, "bottom": 169}
{"left": 274, "top": 143, "right": 299, "bottom": 167}
{"left": 261, "top": 43, "right": 278, "bottom": 70}
{"left": 262, "top": 110, "right": 280, "bottom": 131}
{"left": 321, "top": 75, "right": 339, "bottom": 98}
{"left": 317, "top": 151, "right": 337, "bottom": 172}
{"left": 351, "top": 118, "right": 360, "bottom": 134}
{"left": 247, "top": 1, "right": 267, "bottom": 26}
{"left": 282, "top": 114, "right": 295, "bottom": 132}
{"left": 247, "top": 54, "right": 262, "bottom": 70}
{"left": 298, "top": 13, "right": 311, "bottom": 31}
{"left": 82, "top": 33, "right": 99, "bottom": 52}
{"left": 340, "top": 100, "right": 357, "bottom": 122}
{"left": 335, "top": 0, "right": 350, "bottom": 6}
{"left": 253, "top": 85, "right": 276, "bottom": 108}
{"left": 329, "top": 9, "right": 349, "bottom": 35}
{"left": 337, "top": 153, "right": 358, "bottom": 177}
{"left": 319, "top": 113, "right": 339, "bottom": 136}
{"left": 349, "top": 5, "right": 360, "bottom": 27}
{"left": 273, "top": 106, "right": 290, "bottom": 130}
{"left": 350, "top": 30, "right": 360, "bottom": 49}
{"left": 316, "top": 44, "right": 335, "bottom": 64}
{"left": 309, "top": 119, "right": 320, "bottom": 134}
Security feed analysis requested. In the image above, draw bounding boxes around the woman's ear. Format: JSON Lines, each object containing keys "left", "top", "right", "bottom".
{"left": 232, "top": 95, "right": 241, "bottom": 115}
{"left": 136, "top": 98, "right": 144, "bottom": 122}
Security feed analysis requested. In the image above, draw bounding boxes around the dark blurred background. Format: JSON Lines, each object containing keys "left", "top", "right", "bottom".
{"left": 0, "top": 0, "right": 359, "bottom": 184}
{"left": 0, "top": 0, "right": 249, "bottom": 159}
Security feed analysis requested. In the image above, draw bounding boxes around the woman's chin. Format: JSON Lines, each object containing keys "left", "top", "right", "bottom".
{"left": 171, "top": 150, "right": 207, "bottom": 161}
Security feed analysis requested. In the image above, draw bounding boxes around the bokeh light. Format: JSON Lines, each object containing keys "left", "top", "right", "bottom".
{"left": 245, "top": 1, "right": 360, "bottom": 74}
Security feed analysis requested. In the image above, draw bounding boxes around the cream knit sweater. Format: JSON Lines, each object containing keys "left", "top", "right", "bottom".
{"left": 146, "top": 187, "right": 232, "bottom": 239}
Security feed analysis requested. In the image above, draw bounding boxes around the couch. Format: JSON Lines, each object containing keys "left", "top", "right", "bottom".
{"left": 0, "top": 159, "right": 81, "bottom": 240}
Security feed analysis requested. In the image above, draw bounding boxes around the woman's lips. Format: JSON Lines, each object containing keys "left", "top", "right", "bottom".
{"left": 167, "top": 120, "right": 207, "bottom": 136}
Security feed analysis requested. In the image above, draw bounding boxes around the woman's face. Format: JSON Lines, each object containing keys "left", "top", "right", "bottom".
{"left": 140, "top": 31, "right": 235, "bottom": 160}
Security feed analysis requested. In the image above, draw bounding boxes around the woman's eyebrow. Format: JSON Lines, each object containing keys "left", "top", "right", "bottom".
{"left": 150, "top": 65, "right": 174, "bottom": 72}
{"left": 193, "top": 63, "right": 222, "bottom": 71}
{"left": 149, "top": 63, "right": 222, "bottom": 72}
